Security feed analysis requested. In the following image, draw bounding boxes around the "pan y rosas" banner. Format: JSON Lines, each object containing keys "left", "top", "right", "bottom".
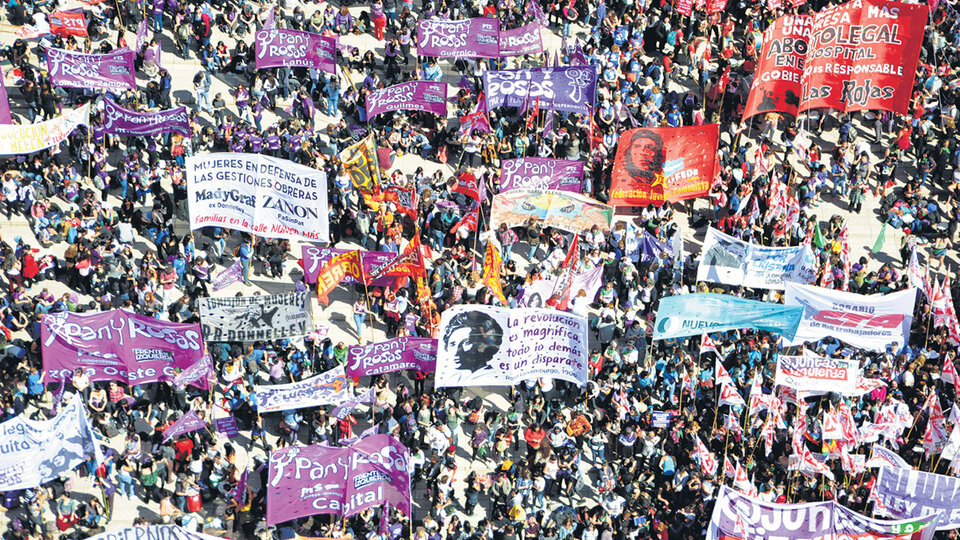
{"left": 47, "top": 48, "right": 136, "bottom": 91}
{"left": 499, "top": 157, "right": 584, "bottom": 193}
{"left": 483, "top": 66, "right": 598, "bottom": 115}
{"left": 416, "top": 18, "right": 500, "bottom": 58}
{"left": 254, "top": 28, "right": 337, "bottom": 74}
{"left": 366, "top": 81, "right": 448, "bottom": 118}
{"left": 199, "top": 292, "right": 312, "bottom": 342}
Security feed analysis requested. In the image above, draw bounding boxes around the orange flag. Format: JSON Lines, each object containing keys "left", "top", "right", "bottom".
{"left": 481, "top": 242, "right": 508, "bottom": 306}
{"left": 316, "top": 250, "right": 362, "bottom": 306}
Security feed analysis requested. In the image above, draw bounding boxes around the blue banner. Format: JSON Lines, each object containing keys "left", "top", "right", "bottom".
{"left": 652, "top": 293, "right": 802, "bottom": 340}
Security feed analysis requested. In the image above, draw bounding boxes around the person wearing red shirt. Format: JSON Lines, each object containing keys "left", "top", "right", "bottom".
{"left": 524, "top": 424, "right": 546, "bottom": 462}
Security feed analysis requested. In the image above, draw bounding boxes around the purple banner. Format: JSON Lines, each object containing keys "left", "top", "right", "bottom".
{"left": 46, "top": 48, "right": 136, "bottom": 92}
{"left": 347, "top": 337, "right": 438, "bottom": 377}
{"left": 0, "top": 69, "right": 10, "bottom": 125}
{"left": 499, "top": 23, "right": 544, "bottom": 56}
{"left": 266, "top": 434, "right": 411, "bottom": 525}
{"left": 366, "top": 81, "right": 448, "bottom": 118}
{"left": 214, "top": 416, "right": 240, "bottom": 438}
{"left": 301, "top": 246, "right": 395, "bottom": 286}
{"left": 163, "top": 410, "right": 206, "bottom": 442}
{"left": 330, "top": 388, "right": 376, "bottom": 420}
{"left": 172, "top": 354, "right": 213, "bottom": 390}
{"left": 212, "top": 260, "right": 243, "bottom": 291}
{"left": 500, "top": 158, "right": 584, "bottom": 193}
{"left": 102, "top": 98, "right": 189, "bottom": 137}
{"left": 483, "top": 65, "right": 598, "bottom": 115}
{"left": 135, "top": 17, "right": 148, "bottom": 53}
{"left": 416, "top": 18, "right": 500, "bottom": 58}
{"left": 254, "top": 28, "right": 337, "bottom": 74}
{"left": 40, "top": 310, "right": 205, "bottom": 386}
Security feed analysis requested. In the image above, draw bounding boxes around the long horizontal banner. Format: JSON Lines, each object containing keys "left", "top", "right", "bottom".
{"left": 519, "top": 265, "right": 603, "bottom": 308}
{"left": 697, "top": 228, "right": 818, "bottom": 289}
{"left": 267, "top": 435, "right": 411, "bottom": 525}
{"left": 0, "top": 104, "right": 88, "bottom": 156}
{"left": 652, "top": 293, "right": 803, "bottom": 340}
{"left": 41, "top": 309, "right": 204, "bottom": 385}
{"left": 416, "top": 18, "right": 500, "bottom": 58}
{"left": 47, "top": 48, "right": 136, "bottom": 91}
{"left": 0, "top": 394, "right": 102, "bottom": 491}
{"left": 185, "top": 153, "right": 329, "bottom": 242}
{"left": 102, "top": 98, "right": 190, "bottom": 137}
{"left": 874, "top": 467, "right": 959, "bottom": 530}
{"left": 199, "top": 292, "right": 312, "bottom": 342}
{"left": 490, "top": 189, "right": 613, "bottom": 235}
{"left": 301, "top": 246, "right": 395, "bottom": 286}
{"left": 435, "top": 305, "right": 589, "bottom": 388}
{"left": 256, "top": 366, "right": 350, "bottom": 413}
{"left": 499, "top": 22, "right": 544, "bottom": 56}
{"left": 365, "top": 81, "right": 448, "bottom": 118}
{"left": 774, "top": 354, "right": 859, "bottom": 394}
{"left": 347, "top": 337, "right": 437, "bottom": 377}
{"left": 707, "top": 486, "right": 940, "bottom": 540}
{"left": 784, "top": 282, "right": 916, "bottom": 352}
{"left": 500, "top": 157, "right": 583, "bottom": 193}
{"left": 254, "top": 28, "right": 337, "bottom": 73}
{"left": 484, "top": 66, "right": 598, "bottom": 115}
{"left": 87, "top": 526, "right": 228, "bottom": 540}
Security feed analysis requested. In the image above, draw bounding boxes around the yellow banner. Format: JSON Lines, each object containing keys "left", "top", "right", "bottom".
{"left": 0, "top": 104, "right": 89, "bottom": 156}
{"left": 482, "top": 242, "right": 508, "bottom": 306}
{"left": 340, "top": 134, "right": 381, "bottom": 194}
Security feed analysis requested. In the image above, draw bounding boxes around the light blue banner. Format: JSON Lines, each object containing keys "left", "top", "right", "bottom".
{"left": 653, "top": 293, "right": 802, "bottom": 340}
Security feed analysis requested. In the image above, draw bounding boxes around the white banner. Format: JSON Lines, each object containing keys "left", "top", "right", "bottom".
{"left": 784, "top": 282, "right": 916, "bottom": 352}
{"left": 256, "top": 366, "right": 350, "bottom": 413}
{"left": 697, "top": 228, "right": 817, "bottom": 289}
{"left": 88, "top": 525, "right": 227, "bottom": 540}
{"left": 774, "top": 355, "right": 858, "bottom": 394}
{"left": 0, "top": 393, "right": 102, "bottom": 490}
{"left": 199, "top": 292, "right": 312, "bottom": 342}
{"left": 435, "top": 305, "right": 589, "bottom": 388}
{"left": 0, "top": 104, "right": 89, "bottom": 156}
{"left": 185, "top": 153, "right": 329, "bottom": 242}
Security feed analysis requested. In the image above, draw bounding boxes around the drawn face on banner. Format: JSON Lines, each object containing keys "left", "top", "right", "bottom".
{"left": 624, "top": 129, "right": 665, "bottom": 185}
{"left": 440, "top": 311, "right": 504, "bottom": 374}
{"left": 703, "top": 235, "right": 747, "bottom": 268}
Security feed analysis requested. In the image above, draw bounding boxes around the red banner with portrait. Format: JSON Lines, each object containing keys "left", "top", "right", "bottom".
{"left": 609, "top": 125, "right": 719, "bottom": 208}
{"left": 799, "top": 0, "right": 927, "bottom": 115}
{"left": 744, "top": 15, "right": 811, "bottom": 119}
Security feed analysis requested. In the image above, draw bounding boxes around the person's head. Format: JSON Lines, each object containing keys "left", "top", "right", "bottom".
{"left": 624, "top": 129, "right": 665, "bottom": 183}
{"left": 441, "top": 311, "right": 503, "bottom": 372}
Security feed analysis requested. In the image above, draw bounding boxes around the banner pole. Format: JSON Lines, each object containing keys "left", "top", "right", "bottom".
{"left": 359, "top": 251, "right": 375, "bottom": 344}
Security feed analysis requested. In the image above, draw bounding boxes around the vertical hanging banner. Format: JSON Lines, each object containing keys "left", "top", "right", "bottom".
{"left": 609, "top": 125, "right": 719, "bottom": 207}
{"left": 254, "top": 28, "right": 338, "bottom": 74}
{"left": 416, "top": 18, "right": 501, "bottom": 58}
{"left": 46, "top": 48, "right": 136, "bottom": 91}
{"left": 498, "top": 23, "right": 544, "bottom": 56}
{"left": 799, "top": 0, "right": 928, "bottom": 114}
{"left": 744, "top": 15, "right": 812, "bottom": 118}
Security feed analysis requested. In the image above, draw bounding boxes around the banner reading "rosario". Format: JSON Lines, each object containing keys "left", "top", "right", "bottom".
{"left": 199, "top": 293, "right": 312, "bottom": 341}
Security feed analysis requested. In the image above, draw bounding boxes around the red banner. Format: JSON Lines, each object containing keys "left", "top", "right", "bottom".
{"left": 799, "top": 0, "right": 927, "bottom": 115}
{"left": 744, "top": 15, "right": 812, "bottom": 119}
{"left": 609, "top": 125, "right": 718, "bottom": 208}
{"left": 707, "top": 0, "right": 727, "bottom": 14}
{"left": 49, "top": 11, "right": 88, "bottom": 37}
{"left": 676, "top": 0, "right": 694, "bottom": 16}
{"left": 316, "top": 250, "right": 362, "bottom": 305}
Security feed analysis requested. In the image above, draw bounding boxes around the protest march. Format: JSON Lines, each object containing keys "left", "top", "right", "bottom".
{"left": 2, "top": 0, "right": 960, "bottom": 537}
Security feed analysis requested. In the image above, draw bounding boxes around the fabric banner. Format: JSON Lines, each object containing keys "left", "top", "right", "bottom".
{"left": 330, "top": 388, "right": 375, "bottom": 420}
{"left": 484, "top": 66, "right": 598, "bottom": 115}
{"left": 519, "top": 265, "right": 603, "bottom": 307}
{"left": 214, "top": 416, "right": 240, "bottom": 438}
{"left": 784, "top": 282, "right": 917, "bottom": 351}
{"left": 499, "top": 23, "right": 544, "bottom": 56}
{"left": 707, "top": 486, "right": 940, "bottom": 540}
{"left": 744, "top": 15, "right": 811, "bottom": 118}
{"left": 416, "top": 18, "right": 500, "bottom": 58}
{"left": 499, "top": 158, "right": 584, "bottom": 193}
{"left": 302, "top": 246, "right": 395, "bottom": 286}
{"left": 652, "top": 293, "right": 803, "bottom": 340}
{"left": 47, "top": 48, "right": 136, "bottom": 91}
{"left": 87, "top": 526, "right": 227, "bottom": 540}
{"left": 340, "top": 135, "right": 382, "bottom": 194}
{"left": 162, "top": 410, "right": 206, "bottom": 442}
{"left": 254, "top": 28, "right": 337, "bottom": 73}
{"left": 365, "top": 81, "right": 448, "bottom": 118}
{"left": 41, "top": 309, "right": 204, "bottom": 385}
{"left": 102, "top": 98, "right": 190, "bottom": 137}
{"left": 481, "top": 242, "right": 508, "bottom": 306}
{"left": 256, "top": 366, "right": 350, "bottom": 413}
{"left": 347, "top": 337, "right": 438, "bottom": 377}
{"left": 610, "top": 125, "right": 718, "bottom": 207}
{"left": 266, "top": 434, "right": 411, "bottom": 525}
{"left": 874, "top": 467, "right": 960, "bottom": 530}
{"left": 172, "top": 354, "right": 213, "bottom": 390}
{"left": 212, "top": 260, "right": 243, "bottom": 291}
{"left": 199, "top": 293, "right": 312, "bottom": 341}
{"left": 491, "top": 189, "right": 613, "bottom": 235}
{"left": 0, "top": 69, "right": 11, "bottom": 125}
{"left": 0, "top": 394, "right": 101, "bottom": 491}
{"left": 774, "top": 355, "right": 859, "bottom": 394}
{"left": 185, "top": 153, "right": 329, "bottom": 243}
{"left": 799, "top": 0, "right": 928, "bottom": 114}
{"left": 0, "top": 104, "right": 89, "bottom": 156}
{"left": 49, "top": 11, "right": 87, "bottom": 36}
{"left": 435, "top": 305, "right": 589, "bottom": 388}
{"left": 697, "top": 227, "right": 818, "bottom": 289}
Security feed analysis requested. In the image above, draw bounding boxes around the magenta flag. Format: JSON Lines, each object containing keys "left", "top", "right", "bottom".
{"left": 162, "top": 410, "right": 206, "bottom": 442}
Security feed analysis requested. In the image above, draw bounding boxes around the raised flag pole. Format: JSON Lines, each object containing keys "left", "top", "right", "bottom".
{"left": 358, "top": 251, "right": 376, "bottom": 344}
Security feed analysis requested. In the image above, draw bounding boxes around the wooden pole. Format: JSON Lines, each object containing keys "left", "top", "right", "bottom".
{"left": 359, "top": 250, "right": 375, "bottom": 344}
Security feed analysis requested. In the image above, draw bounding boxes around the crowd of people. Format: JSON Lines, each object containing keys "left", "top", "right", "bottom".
{"left": 0, "top": 0, "right": 958, "bottom": 536}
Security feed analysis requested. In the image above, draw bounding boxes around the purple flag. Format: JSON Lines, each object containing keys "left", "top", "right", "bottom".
{"left": 301, "top": 246, "right": 396, "bottom": 286}
{"left": 162, "top": 410, "right": 206, "bottom": 442}
{"left": 214, "top": 416, "right": 240, "bottom": 438}
{"left": 41, "top": 310, "right": 204, "bottom": 386}
{"left": 254, "top": 28, "right": 337, "bottom": 74}
{"left": 173, "top": 354, "right": 214, "bottom": 390}
{"left": 212, "top": 260, "right": 243, "bottom": 291}
{"left": 498, "top": 22, "right": 544, "bottom": 57}
{"left": 366, "top": 81, "right": 448, "bottom": 118}
{"left": 416, "top": 18, "right": 500, "bottom": 58}
{"left": 262, "top": 6, "right": 275, "bottom": 30}
{"left": 484, "top": 66, "right": 597, "bottom": 115}
{"left": 266, "top": 434, "right": 411, "bottom": 525}
{"left": 346, "top": 337, "right": 438, "bottom": 377}
{"left": 0, "top": 69, "right": 11, "bottom": 125}
{"left": 543, "top": 100, "right": 555, "bottom": 136}
{"left": 330, "top": 388, "right": 376, "bottom": 420}
{"left": 233, "top": 468, "right": 249, "bottom": 504}
{"left": 46, "top": 48, "right": 136, "bottom": 92}
{"left": 102, "top": 98, "right": 189, "bottom": 137}
{"left": 526, "top": 0, "right": 548, "bottom": 26}
{"left": 135, "top": 18, "right": 149, "bottom": 53}
{"left": 499, "top": 158, "right": 584, "bottom": 193}
{"left": 570, "top": 41, "right": 588, "bottom": 66}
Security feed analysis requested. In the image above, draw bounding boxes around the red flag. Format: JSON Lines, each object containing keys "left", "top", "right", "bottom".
{"left": 450, "top": 207, "right": 479, "bottom": 235}
{"left": 526, "top": 96, "right": 540, "bottom": 131}
{"left": 451, "top": 172, "right": 481, "bottom": 201}
{"left": 381, "top": 186, "right": 417, "bottom": 220}
{"left": 49, "top": 11, "right": 88, "bottom": 37}
{"left": 316, "top": 250, "right": 362, "bottom": 306}
{"left": 700, "top": 334, "right": 720, "bottom": 356}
